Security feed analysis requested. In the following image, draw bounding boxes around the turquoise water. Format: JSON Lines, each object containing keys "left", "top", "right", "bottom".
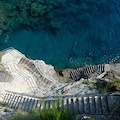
{"left": 0, "top": 0, "right": 120, "bottom": 68}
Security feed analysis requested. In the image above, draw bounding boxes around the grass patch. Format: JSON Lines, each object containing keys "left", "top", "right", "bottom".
{"left": 92, "top": 78, "right": 120, "bottom": 93}
{"left": 82, "top": 80, "right": 89, "bottom": 84}
{"left": 7, "top": 101, "right": 77, "bottom": 120}
{"left": 0, "top": 52, "right": 2, "bottom": 62}
{"left": 7, "top": 109, "right": 75, "bottom": 120}
{"left": 0, "top": 52, "right": 3, "bottom": 66}
{"left": 94, "top": 80, "right": 108, "bottom": 94}
{"left": 108, "top": 80, "right": 120, "bottom": 91}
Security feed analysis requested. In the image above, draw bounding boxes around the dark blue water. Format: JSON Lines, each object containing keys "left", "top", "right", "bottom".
{"left": 1, "top": 0, "right": 120, "bottom": 68}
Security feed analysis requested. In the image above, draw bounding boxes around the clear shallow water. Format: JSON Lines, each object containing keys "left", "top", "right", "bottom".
{"left": 1, "top": 0, "right": 120, "bottom": 69}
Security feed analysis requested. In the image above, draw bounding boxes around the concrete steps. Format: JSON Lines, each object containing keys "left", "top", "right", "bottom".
{"left": 19, "top": 57, "right": 56, "bottom": 88}
{"left": 9, "top": 50, "right": 24, "bottom": 58}
{"left": 69, "top": 64, "right": 105, "bottom": 81}
{"left": 2, "top": 93, "right": 119, "bottom": 115}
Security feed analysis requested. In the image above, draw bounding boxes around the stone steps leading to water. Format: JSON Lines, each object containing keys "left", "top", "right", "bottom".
{"left": 9, "top": 49, "right": 24, "bottom": 59}
{"left": 69, "top": 64, "right": 105, "bottom": 81}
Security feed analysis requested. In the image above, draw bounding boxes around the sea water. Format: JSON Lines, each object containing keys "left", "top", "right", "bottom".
{"left": 0, "top": 0, "right": 120, "bottom": 69}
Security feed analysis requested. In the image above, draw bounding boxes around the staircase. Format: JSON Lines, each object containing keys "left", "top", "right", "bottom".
{"left": 2, "top": 92, "right": 120, "bottom": 115}
{"left": 19, "top": 57, "right": 56, "bottom": 88}
{"left": 69, "top": 64, "right": 105, "bottom": 81}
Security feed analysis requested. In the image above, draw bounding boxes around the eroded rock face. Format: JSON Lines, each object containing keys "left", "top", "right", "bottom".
{"left": 34, "top": 60, "right": 58, "bottom": 83}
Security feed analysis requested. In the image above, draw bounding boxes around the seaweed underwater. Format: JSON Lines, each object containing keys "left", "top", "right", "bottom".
{"left": 0, "top": 0, "right": 120, "bottom": 68}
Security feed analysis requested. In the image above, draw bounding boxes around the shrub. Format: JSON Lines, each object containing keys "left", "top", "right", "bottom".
{"left": 108, "top": 80, "right": 120, "bottom": 92}
{"left": 94, "top": 80, "right": 108, "bottom": 93}
{"left": 0, "top": 52, "right": 2, "bottom": 62}
{"left": 7, "top": 101, "right": 76, "bottom": 120}
{"left": 82, "top": 80, "right": 89, "bottom": 84}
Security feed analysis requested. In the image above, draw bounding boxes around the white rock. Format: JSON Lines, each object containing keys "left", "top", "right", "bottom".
{"left": 34, "top": 60, "right": 58, "bottom": 83}
{"left": 0, "top": 48, "right": 91, "bottom": 97}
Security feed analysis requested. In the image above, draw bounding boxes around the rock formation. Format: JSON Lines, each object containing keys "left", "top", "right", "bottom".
{"left": 0, "top": 48, "right": 120, "bottom": 97}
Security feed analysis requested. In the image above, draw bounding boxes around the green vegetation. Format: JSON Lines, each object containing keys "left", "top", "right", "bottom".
{"left": 94, "top": 80, "right": 108, "bottom": 94}
{"left": 0, "top": 0, "right": 66, "bottom": 32}
{"left": 0, "top": 0, "right": 116, "bottom": 33}
{"left": 83, "top": 74, "right": 120, "bottom": 94}
{"left": 0, "top": 52, "right": 3, "bottom": 67}
{"left": 0, "top": 52, "right": 2, "bottom": 62}
{"left": 82, "top": 80, "right": 89, "bottom": 84}
{"left": 7, "top": 101, "right": 76, "bottom": 120}
{"left": 7, "top": 109, "right": 72, "bottom": 120}
{"left": 108, "top": 79, "right": 120, "bottom": 91}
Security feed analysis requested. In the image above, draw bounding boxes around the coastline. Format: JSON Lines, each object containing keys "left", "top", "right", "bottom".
{"left": 0, "top": 48, "right": 120, "bottom": 120}
{"left": 0, "top": 47, "right": 120, "bottom": 97}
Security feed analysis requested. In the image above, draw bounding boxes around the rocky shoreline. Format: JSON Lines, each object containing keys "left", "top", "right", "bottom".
{"left": 0, "top": 48, "right": 120, "bottom": 97}
{"left": 0, "top": 48, "right": 120, "bottom": 120}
